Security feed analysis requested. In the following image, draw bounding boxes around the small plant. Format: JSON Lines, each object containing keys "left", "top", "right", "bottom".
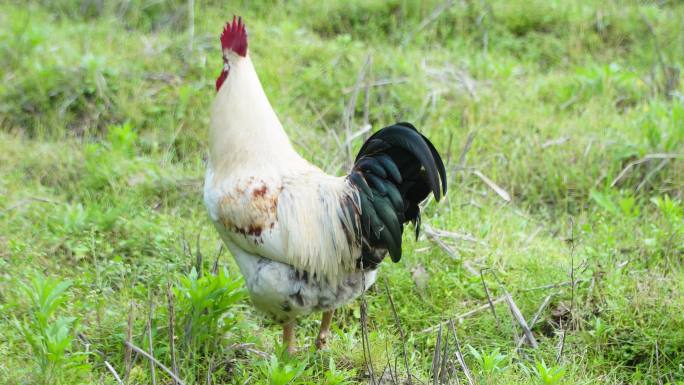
{"left": 322, "top": 356, "right": 354, "bottom": 385}
{"left": 107, "top": 121, "right": 138, "bottom": 155}
{"left": 532, "top": 360, "right": 566, "bottom": 385}
{"left": 467, "top": 345, "right": 509, "bottom": 380}
{"left": 590, "top": 189, "right": 640, "bottom": 218}
{"left": 258, "top": 352, "right": 309, "bottom": 385}
{"left": 587, "top": 317, "right": 614, "bottom": 353}
{"left": 174, "top": 266, "right": 246, "bottom": 349}
{"left": 13, "top": 273, "right": 89, "bottom": 384}
{"left": 649, "top": 195, "right": 683, "bottom": 261}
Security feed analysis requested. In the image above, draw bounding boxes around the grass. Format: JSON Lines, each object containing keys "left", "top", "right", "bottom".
{"left": 0, "top": 0, "right": 683, "bottom": 384}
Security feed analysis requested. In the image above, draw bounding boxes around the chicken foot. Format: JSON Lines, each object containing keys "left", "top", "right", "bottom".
{"left": 283, "top": 321, "right": 297, "bottom": 355}
{"left": 315, "top": 310, "right": 334, "bottom": 350}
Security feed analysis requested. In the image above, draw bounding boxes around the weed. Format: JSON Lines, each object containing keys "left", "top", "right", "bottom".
{"left": 12, "top": 274, "right": 89, "bottom": 384}
{"left": 258, "top": 352, "right": 309, "bottom": 385}
{"left": 174, "top": 266, "right": 246, "bottom": 349}
{"left": 467, "top": 345, "right": 510, "bottom": 380}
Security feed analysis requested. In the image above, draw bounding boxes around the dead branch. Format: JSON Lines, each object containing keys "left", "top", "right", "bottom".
{"left": 195, "top": 232, "right": 203, "bottom": 278}
{"left": 457, "top": 131, "right": 477, "bottom": 170}
{"left": 187, "top": 0, "right": 194, "bottom": 53}
{"left": 448, "top": 320, "right": 475, "bottom": 385}
{"left": 384, "top": 277, "right": 412, "bottom": 385}
{"left": 557, "top": 219, "right": 577, "bottom": 363}
{"left": 147, "top": 299, "right": 157, "bottom": 385}
{"left": 556, "top": 321, "right": 566, "bottom": 364}
{"left": 407, "top": 0, "right": 457, "bottom": 43}
{"left": 541, "top": 137, "right": 569, "bottom": 149}
{"left": 123, "top": 304, "right": 135, "bottom": 383}
{"left": 480, "top": 269, "right": 500, "bottom": 327}
{"left": 432, "top": 324, "right": 442, "bottom": 385}
{"left": 504, "top": 294, "right": 538, "bottom": 349}
{"left": 439, "top": 323, "right": 451, "bottom": 384}
{"left": 642, "top": 14, "right": 679, "bottom": 98}
{"left": 104, "top": 360, "right": 124, "bottom": 385}
{"left": 425, "top": 231, "right": 460, "bottom": 260}
{"left": 0, "top": 196, "right": 57, "bottom": 216}
{"left": 421, "top": 296, "right": 506, "bottom": 333}
{"left": 516, "top": 294, "right": 553, "bottom": 353}
{"left": 359, "top": 260, "right": 377, "bottom": 385}
{"left": 125, "top": 341, "right": 187, "bottom": 385}
{"left": 520, "top": 279, "right": 588, "bottom": 292}
{"left": 423, "top": 225, "right": 483, "bottom": 244}
{"left": 343, "top": 54, "right": 372, "bottom": 168}
{"left": 225, "top": 343, "right": 269, "bottom": 359}
{"left": 166, "top": 283, "right": 179, "bottom": 382}
{"left": 637, "top": 158, "right": 670, "bottom": 192}
{"left": 342, "top": 77, "right": 409, "bottom": 93}
{"left": 610, "top": 153, "right": 682, "bottom": 187}
{"left": 473, "top": 170, "right": 511, "bottom": 202}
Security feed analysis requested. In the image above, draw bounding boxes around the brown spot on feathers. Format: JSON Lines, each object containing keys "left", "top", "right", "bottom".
{"left": 217, "top": 178, "right": 279, "bottom": 243}
{"left": 252, "top": 184, "right": 268, "bottom": 198}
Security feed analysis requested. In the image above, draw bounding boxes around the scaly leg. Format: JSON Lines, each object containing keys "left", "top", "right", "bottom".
{"left": 315, "top": 310, "right": 334, "bottom": 349}
{"left": 283, "top": 321, "right": 296, "bottom": 355}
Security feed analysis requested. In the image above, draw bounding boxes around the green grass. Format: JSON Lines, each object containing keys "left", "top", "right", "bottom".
{"left": 1, "top": 0, "right": 683, "bottom": 384}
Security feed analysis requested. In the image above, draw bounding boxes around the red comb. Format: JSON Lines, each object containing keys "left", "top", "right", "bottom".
{"left": 220, "top": 16, "right": 248, "bottom": 57}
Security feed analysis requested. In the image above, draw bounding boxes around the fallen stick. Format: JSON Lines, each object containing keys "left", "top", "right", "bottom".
{"left": 610, "top": 153, "right": 682, "bottom": 187}
{"left": 423, "top": 225, "right": 483, "bottom": 244}
{"left": 448, "top": 320, "right": 475, "bottom": 385}
{"left": 104, "top": 360, "right": 124, "bottom": 385}
{"left": 425, "top": 232, "right": 460, "bottom": 260}
{"left": 421, "top": 296, "right": 506, "bottom": 333}
{"left": 432, "top": 324, "right": 442, "bottom": 385}
{"left": 516, "top": 294, "right": 553, "bottom": 352}
{"left": 520, "top": 279, "right": 588, "bottom": 292}
{"left": 504, "top": 294, "right": 538, "bottom": 349}
{"left": 384, "top": 278, "right": 412, "bottom": 385}
{"left": 473, "top": 170, "right": 511, "bottom": 202}
{"left": 124, "top": 341, "right": 187, "bottom": 385}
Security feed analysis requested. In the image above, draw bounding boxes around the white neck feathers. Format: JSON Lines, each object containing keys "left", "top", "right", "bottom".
{"left": 209, "top": 55, "right": 298, "bottom": 177}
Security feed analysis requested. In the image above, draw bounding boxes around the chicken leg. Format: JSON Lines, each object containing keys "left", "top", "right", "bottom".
{"left": 315, "top": 310, "right": 334, "bottom": 349}
{"left": 283, "top": 322, "right": 296, "bottom": 355}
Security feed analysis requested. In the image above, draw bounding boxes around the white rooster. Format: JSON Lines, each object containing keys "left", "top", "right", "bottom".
{"left": 204, "top": 16, "right": 447, "bottom": 353}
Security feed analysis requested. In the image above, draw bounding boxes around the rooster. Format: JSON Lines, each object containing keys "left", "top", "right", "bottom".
{"left": 204, "top": 16, "right": 447, "bottom": 354}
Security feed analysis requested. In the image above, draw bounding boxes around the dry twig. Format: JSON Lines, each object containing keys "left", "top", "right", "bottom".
{"left": 166, "top": 283, "right": 179, "bottom": 382}
{"left": 457, "top": 131, "right": 477, "bottom": 170}
{"left": 343, "top": 54, "right": 372, "bottom": 168}
{"left": 423, "top": 225, "right": 483, "bottom": 244}
{"left": 610, "top": 153, "right": 682, "bottom": 187}
{"left": 541, "top": 137, "right": 569, "bottom": 149}
{"left": 125, "top": 341, "right": 188, "bottom": 385}
{"left": 473, "top": 170, "right": 511, "bottom": 202}
{"left": 448, "top": 320, "right": 475, "bottom": 385}
{"left": 147, "top": 299, "right": 157, "bottom": 385}
{"left": 104, "top": 360, "right": 124, "bottom": 385}
{"left": 504, "top": 294, "right": 538, "bottom": 349}
{"left": 0, "top": 197, "right": 56, "bottom": 216}
{"left": 407, "top": 0, "right": 457, "bottom": 43}
{"left": 359, "top": 261, "right": 377, "bottom": 385}
{"left": 432, "top": 325, "right": 442, "bottom": 385}
{"left": 384, "top": 278, "right": 412, "bottom": 385}
{"left": 421, "top": 296, "right": 506, "bottom": 333}
{"left": 520, "top": 279, "right": 588, "bottom": 292}
{"left": 123, "top": 304, "right": 135, "bottom": 383}
{"left": 225, "top": 343, "right": 269, "bottom": 359}
{"left": 516, "top": 294, "right": 553, "bottom": 352}
{"left": 480, "top": 269, "right": 500, "bottom": 327}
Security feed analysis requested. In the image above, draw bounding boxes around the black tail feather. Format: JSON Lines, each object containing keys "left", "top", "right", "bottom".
{"left": 347, "top": 122, "right": 447, "bottom": 268}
